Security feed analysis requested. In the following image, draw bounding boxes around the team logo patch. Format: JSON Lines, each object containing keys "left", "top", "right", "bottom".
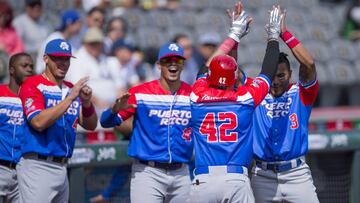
{"left": 168, "top": 43, "right": 179, "bottom": 51}
{"left": 251, "top": 78, "right": 262, "bottom": 88}
{"left": 25, "top": 98, "right": 35, "bottom": 112}
{"left": 182, "top": 127, "right": 192, "bottom": 142}
{"left": 60, "top": 42, "right": 69, "bottom": 50}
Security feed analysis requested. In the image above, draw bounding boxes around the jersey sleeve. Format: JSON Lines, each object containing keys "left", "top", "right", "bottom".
{"left": 18, "top": 81, "right": 45, "bottom": 122}
{"left": 100, "top": 88, "right": 137, "bottom": 128}
{"left": 241, "top": 74, "right": 271, "bottom": 107}
{"left": 299, "top": 79, "right": 319, "bottom": 106}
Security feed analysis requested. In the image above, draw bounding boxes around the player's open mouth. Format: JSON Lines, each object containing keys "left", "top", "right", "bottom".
{"left": 168, "top": 67, "right": 179, "bottom": 73}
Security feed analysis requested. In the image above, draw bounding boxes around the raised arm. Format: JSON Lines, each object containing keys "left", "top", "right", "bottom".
{"left": 280, "top": 11, "right": 316, "bottom": 85}
{"left": 243, "top": 5, "right": 282, "bottom": 106}
{"left": 205, "top": 2, "right": 252, "bottom": 67}
{"left": 100, "top": 92, "right": 137, "bottom": 128}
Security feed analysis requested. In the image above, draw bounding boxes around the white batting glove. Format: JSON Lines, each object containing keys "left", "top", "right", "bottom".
{"left": 228, "top": 10, "right": 251, "bottom": 42}
{"left": 265, "top": 5, "right": 284, "bottom": 40}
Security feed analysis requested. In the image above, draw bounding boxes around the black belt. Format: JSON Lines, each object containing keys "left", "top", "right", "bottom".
{"left": 139, "top": 160, "right": 183, "bottom": 170}
{"left": 25, "top": 154, "right": 68, "bottom": 164}
{"left": 0, "top": 159, "right": 16, "bottom": 170}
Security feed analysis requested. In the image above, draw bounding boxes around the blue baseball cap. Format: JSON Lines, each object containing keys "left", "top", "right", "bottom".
{"left": 157, "top": 42, "right": 185, "bottom": 61}
{"left": 44, "top": 39, "right": 75, "bottom": 57}
{"left": 58, "top": 9, "right": 80, "bottom": 30}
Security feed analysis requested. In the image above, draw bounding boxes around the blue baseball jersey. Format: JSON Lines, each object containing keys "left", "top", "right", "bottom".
{"left": 19, "top": 75, "right": 81, "bottom": 158}
{"left": 253, "top": 80, "right": 319, "bottom": 162}
{"left": 0, "top": 84, "right": 24, "bottom": 163}
{"left": 190, "top": 75, "right": 270, "bottom": 168}
{"left": 101, "top": 80, "right": 193, "bottom": 163}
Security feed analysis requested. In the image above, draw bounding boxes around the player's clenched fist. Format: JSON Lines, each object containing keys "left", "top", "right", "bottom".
{"left": 111, "top": 92, "right": 137, "bottom": 113}
{"left": 79, "top": 85, "right": 92, "bottom": 103}
{"left": 69, "top": 76, "right": 89, "bottom": 100}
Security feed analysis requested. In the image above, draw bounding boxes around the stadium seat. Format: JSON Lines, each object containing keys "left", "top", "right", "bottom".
{"left": 306, "top": 24, "right": 336, "bottom": 42}
{"left": 122, "top": 9, "right": 149, "bottom": 31}
{"left": 311, "top": 7, "right": 338, "bottom": 27}
{"left": 330, "top": 39, "right": 357, "bottom": 61}
{"left": 148, "top": 10, "right": 175, "bottom": 29}
{"left": 136, "top": 27, "right": 169, "bottom": 49}
{"left": 305, "top": 41, "right": 332, "bottom": 63}
{"left": 174, "top": 10, "right": 198, "bottom": 29}
{"left": 196, "top": 9, "right": 229, "bottom": 30}
{"left": 327, "top": 59, "right": 357, "bottom": 86}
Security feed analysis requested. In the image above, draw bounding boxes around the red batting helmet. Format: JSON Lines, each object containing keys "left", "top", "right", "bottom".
{"left": 208, "top": 55, "right": 237, "bottom": 87}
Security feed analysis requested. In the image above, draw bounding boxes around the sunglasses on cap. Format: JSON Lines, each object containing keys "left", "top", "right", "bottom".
{"left": 159, "top": 57, "right": 185, "bottom": 66}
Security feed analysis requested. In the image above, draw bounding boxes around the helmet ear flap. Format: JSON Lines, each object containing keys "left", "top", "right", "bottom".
{"left": 207, "top": 55, "right": 237, "bottom": 87}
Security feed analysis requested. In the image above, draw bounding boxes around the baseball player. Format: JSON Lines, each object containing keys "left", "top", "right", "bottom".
{"left": 100, "top": 42, "right": 193, "bottom": 203}
{"left": 189, "top": 4, "right": 282, "bottom": 203}
{"left": 0, "top": 53, "right": 34, "bottom": 203}
{"left": 251, "top": 8, "right": 320, "bottom": 203}
{"left": 17, "top": 39, "right": 98, "bottom": 203}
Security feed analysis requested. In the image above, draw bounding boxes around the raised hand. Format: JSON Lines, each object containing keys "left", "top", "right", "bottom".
{"left": 111, "top": 92, "right": 137, "bottom": 113}
{"left": 280, "top": 9, "right": 287, "bottom": 34}
{"left": 68, "top": 76, "right": 89, "bottom": 101}
{"left": 227, "top": 1, "right": 252, "bottom": 42}
{"left": 265, "top": 5, "right": 284, "bottom": 40}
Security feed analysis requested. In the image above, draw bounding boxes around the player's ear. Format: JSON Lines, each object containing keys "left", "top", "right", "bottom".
{"left": 156, "top": 62, "right": 161, "bottom": 70}
{"left": 43, "top": 55, "right": 49, "bottom": 64}
{"left": 9, "top": 66, "right": 15, "bottom": 75}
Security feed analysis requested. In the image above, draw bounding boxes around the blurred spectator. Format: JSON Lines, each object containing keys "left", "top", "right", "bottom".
{"left": 13, "top": 0, "right": 51, "bottom": 54}
{"left": 194, "top": 32, "right": 221, "bottom": 68}
{"left": 0, "top": 51, "right": 8, "bottom": 83}
{"left": 69, "top": 7, "right": 106, "bottom": 50}
{"left": 342, "top": 0, "right": 360, "bottom": 40}
{"left": 104, "top": 17, "right": 127, "bottom": 55}
{"left": 35, "top": 9, "right": 81, "bottom": 73}
{"left": 0, "top": 0, "right": 24, "bottom": 56}
{"left": 172, "top": 34, "right": 200, "bottom": 84}
{"left": 66, "top": 27, "right": 118, "bottom": 113}
{"left": 82, "top": 0, "right": 111, "bottom": 12}
{"left": 165, "top": 0, "right": 181, "bottom": 10}
{"left": 106, "top": 39, "right": 139, "bottom": 91}
{"left": 133, "top": 48, "right": 156, "bottom": 83}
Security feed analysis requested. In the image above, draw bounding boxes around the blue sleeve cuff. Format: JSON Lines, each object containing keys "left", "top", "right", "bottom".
{"left": 196, "top": 73, "right": 207, "bottom": 80}
{"left": 100, "top": 108, "right": 122, "bottom": 128}
{"left": 300, "top": 77, "right": 317, "bottom": 89}
{"left": 27, "top": 110, "right": 41, "bottom": 122}
{"left": 257, "top": 74, "right": 271, "bottom": 88}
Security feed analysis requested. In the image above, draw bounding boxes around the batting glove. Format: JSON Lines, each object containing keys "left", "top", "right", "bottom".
{"left": 265, "top": 5, "right": 283, "bottom": 40}
{"left": 228, "top": 10, "right": 251, "bottom": 42}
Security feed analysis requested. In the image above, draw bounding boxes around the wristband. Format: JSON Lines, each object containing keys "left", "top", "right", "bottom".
{"left": 219, "top": 37, "right": 237, "bottom": 54}
{"left": 82, "top": 103, "right": 95, "bottom": 117}
{"left": 280, "top": 30, "right": 300, "bottom": 49}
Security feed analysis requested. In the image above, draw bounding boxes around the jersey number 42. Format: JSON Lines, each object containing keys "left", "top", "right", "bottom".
{"left": 199, "top": 112, "right": 238, "bottom": 143}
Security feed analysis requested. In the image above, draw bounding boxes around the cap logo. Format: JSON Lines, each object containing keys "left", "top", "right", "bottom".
{"left": 60, "top": 42, "right": 70, "bottom": 51}
{"left": 168, "top": 43, "right": 179, "bottom": 51}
